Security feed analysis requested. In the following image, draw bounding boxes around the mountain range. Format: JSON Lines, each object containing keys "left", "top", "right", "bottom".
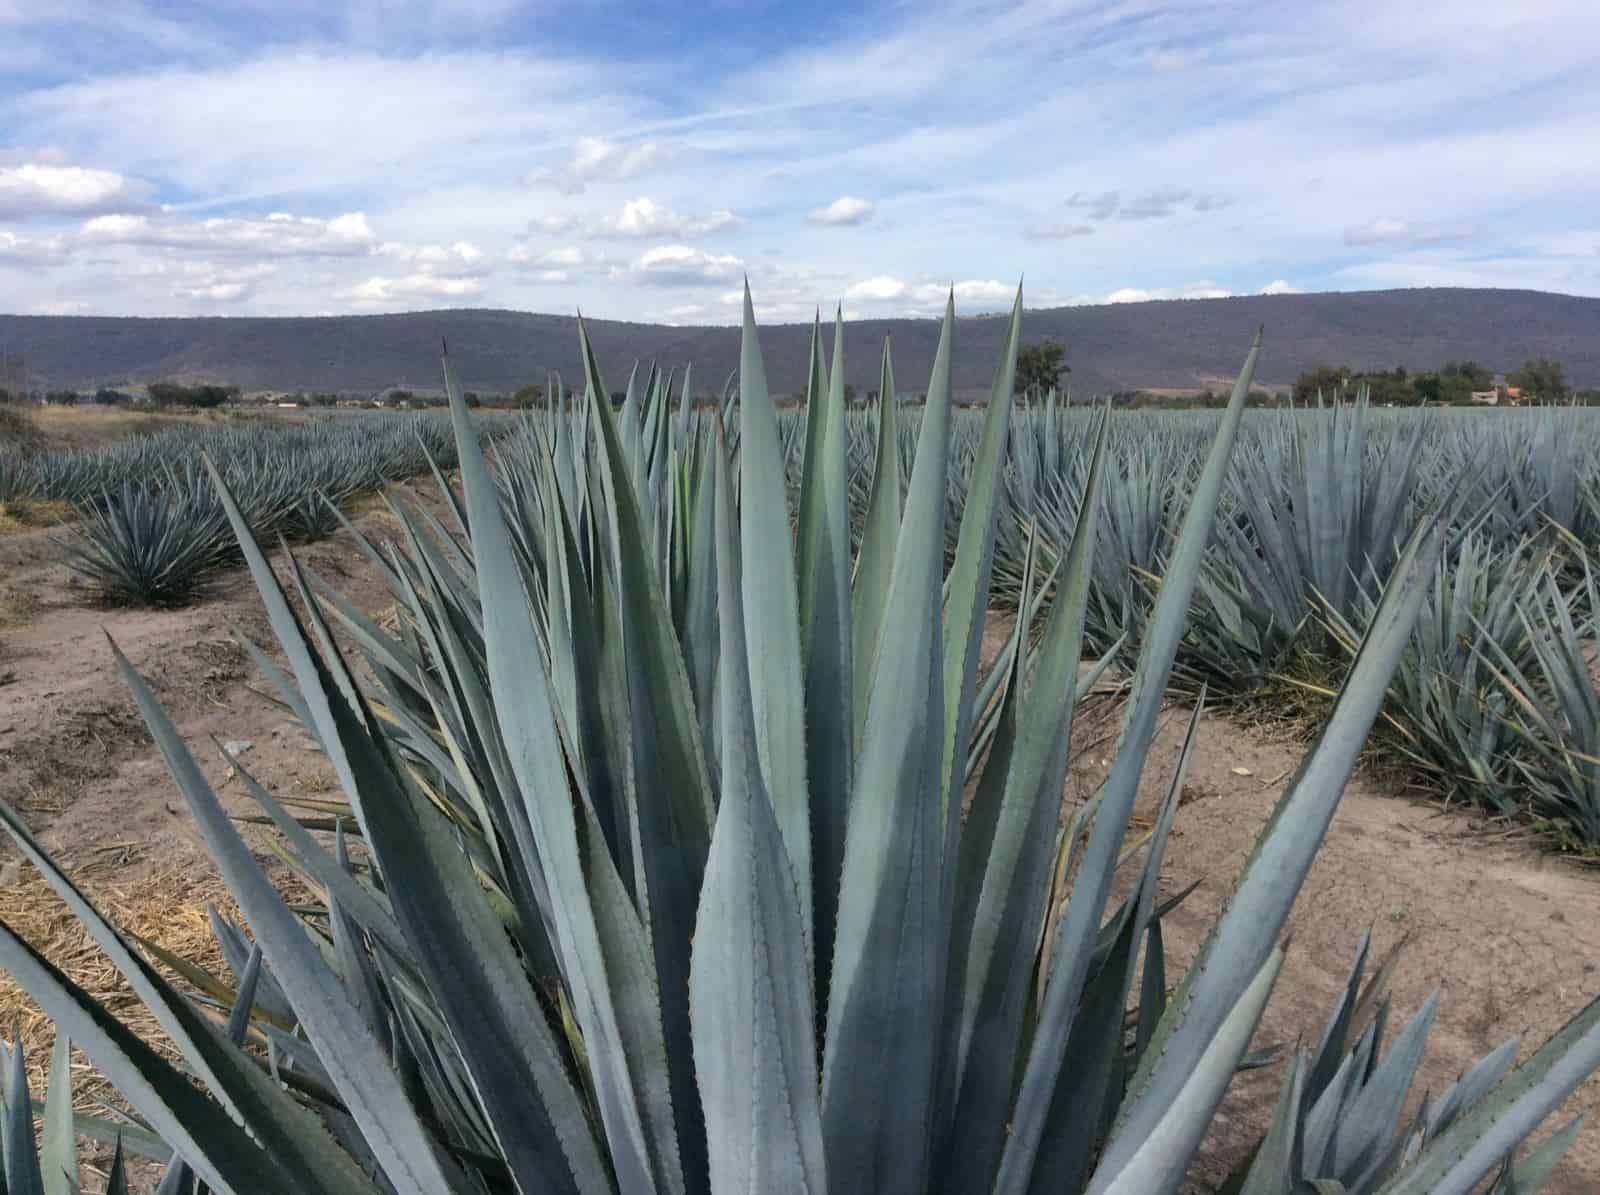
{"left": 2, "top": 288, "right": 1595, "bottom": 400}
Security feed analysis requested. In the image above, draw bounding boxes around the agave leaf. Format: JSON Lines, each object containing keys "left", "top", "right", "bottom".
{"left": 39, "top": 1035, "right": 75, "bottom": 1195}
{"left": 939, "top": 407, "right": 1112, "bottom": 1186}
{"left": 1326, "top": 993, "right": 1438, "bottom": 1182}
{"left": 112, "top": 637, "right": 468, "bottom": 1194}
{"left": 575, "top": 321, "right": 718, "bottom": 1190}
{"left": 1087, "top": 945, "right": 1285, "bottom": 1195}
{"left": 852, "top": 336, "right": 900, "bottom": 749}
{"left": 735, "top": 284, "right": 815, "bottom": 951}
{"left": 1493, "top": 1113, "right": 1585, "bottom": 1193}
{"left": 940, "top": 283, "right": 1024, "bottom": 821}
{"left": 1427, "top": 1038, "right": 1521, "bottom": 1139}
{"left": 0, "top": 799, "right": 377, "bottom": 1195}
{"left": 227, "top": 755, "right": 411, "bottom": 967}
{"left": 1378, "top": 992, "right": 1600, "bottom": 1194}
{"left": 0, "top": 921, "right": 293, "bottom": 1195}
{"left": 690, "top": 432, "right": 827, "bottom": 1194}
{"left": 822, "top": 293, "right": 956, "bottom": 1195}
{"left": 448, "top": 339, "right": 681, "bottom": 1193}
{"left": 932, "top": 523, "right": 1036, "bottom": 1185}
{"left": 797, "top": 307, "right": 855, "bottom": 1002}
{"left": 5, "top": 1037, "right": 46, "bottom": 1195}
{"left": 1235, "top": 1052, "right": 1308, "bottom": 1195}
{"left": 1102, "top": 496, "right": 1453, "bottom": 1180}
{"left": 996, "top": 330, "right": 1264, "bottom": 1192}
{"left": 1032, "top": 696, "right": 1205, "bottom": 1194}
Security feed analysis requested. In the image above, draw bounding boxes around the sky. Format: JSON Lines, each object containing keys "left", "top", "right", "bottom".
{"left": 0, "top": 0, "right": 1597, "bottom": 325}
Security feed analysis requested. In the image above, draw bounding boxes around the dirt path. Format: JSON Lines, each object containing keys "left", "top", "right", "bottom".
{"left": 2, "top": 500, "right": 1598, "bottom": 1191}
{"left": 1124, "top": 707, "right": 1600, "bottom": 1192}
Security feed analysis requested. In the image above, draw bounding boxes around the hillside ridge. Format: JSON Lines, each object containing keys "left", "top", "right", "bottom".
{"left": 2, "top": 287, "right": 1595, "bottom": 396}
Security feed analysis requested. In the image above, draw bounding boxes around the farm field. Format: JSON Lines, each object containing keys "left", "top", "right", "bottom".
{"left": 3, "top": 320, "right": 1600, "bottom": 1191}
{"left": 3, "top": 484, "right": 1599, "bottom": 1191}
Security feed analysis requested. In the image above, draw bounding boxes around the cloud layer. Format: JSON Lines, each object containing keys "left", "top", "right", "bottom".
{"left": 0, "top": 1, "right": 1596, "bottom": 320}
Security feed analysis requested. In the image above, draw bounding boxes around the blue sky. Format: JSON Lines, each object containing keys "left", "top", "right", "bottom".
{"left": 1, "top": 0, "right": 1596, "bottom": 323}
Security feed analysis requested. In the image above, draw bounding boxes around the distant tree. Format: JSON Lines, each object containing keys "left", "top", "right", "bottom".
{"left": 94, "top": 387, "right": 129, "bottom": 405}
{"left": 1510, "top": 358, "right": 1568, "bottom": 402}
{"left": 1016, "top": 341, "right": 1067, "bottom": 396}
{"left": 513, "top": 383, "right": 543, "bottom": 408}
{"left": 1441, "top": 360, "right": 1493, "bottom": 389}
{"left": 388, "top": 389, "right": 415, "bottom": 403}
{"left": 843, "top": 383, "right": 857, "bottom": 404}
{"left": 1292, "top": 365, "right": 1349, "bottom": 404}
{"left": 188, "top": 384, "right": 236, "bottom": 409}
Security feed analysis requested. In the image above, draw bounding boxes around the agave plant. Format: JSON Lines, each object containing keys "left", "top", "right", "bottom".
{"left": 1185, "top": 395, "right": 1425, "bottom": 696}
{"left": 1484, "top": 558, "right": 1600, "bottom": 847}
{"left": 62, "top": 477, "right": 235, "bottom": 606}
{"left": 3, "top": 289, "right": 1600, "bottom": 1195}
{"left": 1320, "top": 532, "right": 1556, "bottom": 820}
{"left": 1227, "top": 934, "right": 1591, "bottom": 1194}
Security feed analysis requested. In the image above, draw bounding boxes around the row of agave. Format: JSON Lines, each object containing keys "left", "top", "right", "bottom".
{"left": 49, "top": 414, "right": 487, "bottom": 605}
{"left": 778, "top": 394, "right": 1600, "bottom": 848}
{"left": 2, "top": 287, "right": 1599, "bottom": 1192}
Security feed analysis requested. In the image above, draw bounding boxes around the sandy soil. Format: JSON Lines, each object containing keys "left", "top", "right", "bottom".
{"left": 2, "top": 493, "right": 1598, "bottom": 1191}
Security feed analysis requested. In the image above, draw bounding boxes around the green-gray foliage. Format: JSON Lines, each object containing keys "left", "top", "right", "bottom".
{"left": 1, "top": 294, "right": 1598, "bottom": 1194}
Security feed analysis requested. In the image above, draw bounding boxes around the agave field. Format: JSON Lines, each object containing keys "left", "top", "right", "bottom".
{"left": 1, "top": 412, "right": 490, "bottom": 604}
{"left": 772, "top": 394, "right": 1600, "bottom": 852}
{"left": 1, "top": 289, "right": 1599, "bottom": 1193}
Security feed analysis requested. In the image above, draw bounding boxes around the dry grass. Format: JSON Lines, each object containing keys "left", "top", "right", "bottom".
{"left": 0, "top": 582, "right": 44, "bottom": 633}
{"left": 0, "top": 850, "right": 242, "bottom": 1114}
{"left": 25, "top": 405, "right": 227, "bottom": 450}
{"left": 0, "top": 495, "right": 73, "bottom": 533}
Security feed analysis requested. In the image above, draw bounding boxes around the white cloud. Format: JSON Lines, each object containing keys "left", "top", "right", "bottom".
{"left": 345, "top": 273, "right": 486, "bottom": 304}
{"left": 80, "top": 210, "right": 378, "bottom": 256}
{"left": 625, "top": 244, "right": 744, "bottom": 285}
{"left": 1106, "top": 282, "right": 1232, "bottom": 303}
{"left": 530, "top": 137, "right": 669, "bottom": 194}
{"left": 0, "top": 163, "right": 144, "bottom": 218}
{"left": 589, "top": 197, "right": 737, "bottom": 240}
{"left": 172, "top": 261, "right": 276, "bottom": 303}
{"left": 1024, "top": 222, "right": 1094, "bottom": 241}
{"left": 0, "top": 229, "right": 68, "bottom": 263}
{"left": 1342, "top": 218, "right": 1474, "bottom": 246}
{"left": 528, "top": 213, "right": 579, "bottom": 235}
{"left": 377, "top": 239, "right": 487, "bottom": 276}
{"left": 657, "top": 302, "right": 709, "bottom": 323}
{"left": 1259, "top": 279, "right": 1300, "bottom": 295}
{"left": 1067, "top": 191, "right": 1123, "bottom": 221}
{"left": 509, "top": 244, "right": 587, "bottom": 269}
{"left": 844, "top": 274, "right": 906, "bottom": 302}
{"left": 1065, "top": 187, "right": 1231, "bottom": 222}
{"left": 809, "top": 196, "right": 874, "bottom": 226}
{"left": 1343, "top": 217, "right": 1412, "bottom": 245}
{"left": 184, "top": 281, "right": 247, "bottom": 301}
{"left": 942, "top": 279, "right": 1013, "bottom": 305}
{"left": 842, "top": 276, "right": 1013, "bottom": 312}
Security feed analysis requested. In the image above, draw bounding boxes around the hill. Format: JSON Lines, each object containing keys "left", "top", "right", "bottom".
{"left": 2, "top": 288, "right": 1596, "bottom": 399}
